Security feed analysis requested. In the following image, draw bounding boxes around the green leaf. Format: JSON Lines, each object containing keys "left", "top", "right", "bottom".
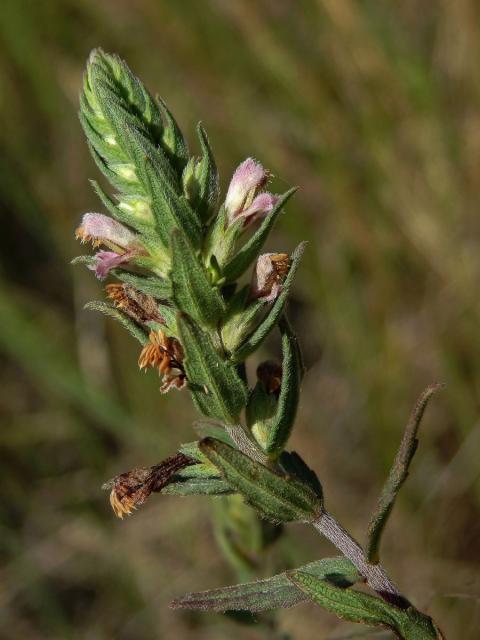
{"left": 192, "top": 420, "right": 236, "bottom": 446}
{"left": 263, "top": 318, "right": 302, "bottom": 455}
{"left": 222, "top": 188, "right": 297, "bottom": 282}
{"left": 288, "top": 572, "right": 442, "bottom": 639}
{"left": 221, "top": 286, "right": 264, "bottom": 353}
{"left": 175, "top": 463, "right": 220, "bottom": 480}
{"left": 366, "top": 383, "right": 444, "bottom": 563}
{"left": 289, "top": 571, "right": 397, "bottom": 627}
{"left": 144, "top": 155, "right": 202, "bottom": 249}
{"left": 231, "top": 242, "right": 307, "bottom": 362}
{"left": 90, "top": 180, "right": 151, "bottom": 234}
{"left": 279, "top": 451, "right": 322, "bottom": 498}
{"left": 157, "top": 96, "right": 189, "bottom": 174}
{"left": 161, "top": 477, "right": 232, "bottom": 496}
{"left": 71, "top": 255, "right": 96, "bottom": 267}
{"left": 170, "top": 230, "right": 225, "bottom": 327}
{"left": 199, "top": 438, "right": 322, "bottom": 522}
{"left": 84, "top": 301, "right": 148, "bottom": 345}
{"left": 170, "top": 557, "right": 360, "bottom": 613}
{"left": 194, "top": 123, "right": 220, "bottom": 223}
{"left": 177, "top": 314, "right": 248, "bottom": 423}
{"left": 112, "top": 270, "right": 172, "bottom": 299}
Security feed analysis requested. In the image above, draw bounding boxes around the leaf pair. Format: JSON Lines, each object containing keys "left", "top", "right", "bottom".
{"left": 171, "top": 556, "right": 360, "bottom": 613}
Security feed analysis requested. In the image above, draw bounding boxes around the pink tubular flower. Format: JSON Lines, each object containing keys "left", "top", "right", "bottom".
{"left": 238, "top": 192, "right": 280, "bottom": 226}
{"left": 75, "top": 213, "right": 144, "bottom": 280}
{"left": 75, "top": 213, "right": 137, "bottom": 250}
{"left": 225, "top": 158, "right": 278, "bottom": 227}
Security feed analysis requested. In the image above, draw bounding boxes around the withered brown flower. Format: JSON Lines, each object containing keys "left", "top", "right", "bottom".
{"left": 104, "top": 453, "right": 194, "bottom": 519}
{"left": 106, "top": 283, "right": 165, "bottom": 325}
{"left": 138, "top": 329, "right": 186, "bottom": 393}
{"left": 250, "top": 252, "right": 291, "bottom": 302}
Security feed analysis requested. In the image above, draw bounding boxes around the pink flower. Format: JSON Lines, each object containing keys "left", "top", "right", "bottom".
{"left": 75, "top": 213, "right": 144, "bottom": 279}
{"left": 75, "top": 213, "right": 137, "bottom": 251}
{"left": 225, "top": 158, "right": 278, "bottom": 227}
{"left": 89, "top": 250, "right": 137, "bottom": 280}
{"left": 237, "top": 192, "right": 280, "bottom": 226}
{"left": 250, "top": 253, "right": 291, "bottom": 303}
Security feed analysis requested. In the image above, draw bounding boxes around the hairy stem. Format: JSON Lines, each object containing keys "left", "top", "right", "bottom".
{"left": 313, "top": 510, "right": 410, "bottom": 609}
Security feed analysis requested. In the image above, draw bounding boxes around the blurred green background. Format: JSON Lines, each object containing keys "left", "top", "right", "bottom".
{"left": 1, "top": 1, "right": 479, "bottom": 637}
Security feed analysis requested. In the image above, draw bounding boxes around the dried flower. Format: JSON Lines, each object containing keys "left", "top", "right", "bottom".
{"left": 106, "top": 283, "right": 165, "bottom": 325}
{"left": 250, "top": 253, "right": 291, "bottom": 302}
{"left": 225, "top": 158, "right": 278, "bottom": 227}
{"left": 104, "top": 453, "right": 194, "bottom": 518}
{"left": 138, "top": 329, "right": 186, "bottom": 393}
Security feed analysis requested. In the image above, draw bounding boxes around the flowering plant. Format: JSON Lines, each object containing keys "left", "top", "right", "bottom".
{"left": 73, "top": 49, "right": 445, "bottom": 638}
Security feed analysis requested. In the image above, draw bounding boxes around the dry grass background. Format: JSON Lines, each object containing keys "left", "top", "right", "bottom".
{"left": 1, "top": 1, "right": 479, "bottom": 637}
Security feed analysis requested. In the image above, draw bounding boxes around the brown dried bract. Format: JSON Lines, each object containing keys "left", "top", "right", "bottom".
{"left": 138, "top": 329, "right": 186, "bottom": 393}
{"left": 104, "top": 453, "right": 195, "bottom": 519}
{"left": 106, "top": 283, "right": 165, "bottom": 325}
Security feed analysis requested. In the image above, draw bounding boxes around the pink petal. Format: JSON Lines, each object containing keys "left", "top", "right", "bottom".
{"left": 225, "top": 158, "right": 268, "bottom": 219}
{"left": 76, "top": 213, "right": 137, "bottom": 249}
{"left": 89, "top": 250, "right": 136, "bottom": 280}
{"left": 238, "top": 192, "right": 280, "bottom": 227}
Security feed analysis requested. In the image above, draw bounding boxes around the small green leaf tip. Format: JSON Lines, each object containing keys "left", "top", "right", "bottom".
{"left": 199, "top": 438, "right": 322, "bottom": 523}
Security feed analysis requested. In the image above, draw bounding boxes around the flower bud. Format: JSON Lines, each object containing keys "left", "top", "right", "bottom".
{"left": 246, "top": 361, "right": 283, "bottom": 449}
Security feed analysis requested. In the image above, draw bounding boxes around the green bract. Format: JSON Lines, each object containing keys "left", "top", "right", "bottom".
{"left": 199, "top": 438, "right": 322, "bottom": 522}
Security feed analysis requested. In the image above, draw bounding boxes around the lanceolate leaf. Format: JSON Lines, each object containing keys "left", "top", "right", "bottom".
{"left": 199, "top": 438, "right": 322, "bottom": 522}
{"left": 113, "top": 270, "right": 172, "bottom": 299}
{"left": 90, "top": 180, "right": 151, "bottom": 234}
{"left": 177, "top": 314, "right": 248, "bottom": 423}
{"left": 170, "top": 557, "right": 360, "bottom": 613}
{"left": 195, "top": 123, "right": 220, "bottom": 223}
{"left": 223, "top": 188, "right": 297, "bottom": 282}
{"left": 170, "top": 230, "right": 225, "bottom": 327}
{"left": 366, "top": 384, "right": 444, "bottom": 564}
{"left": 161, "top": 477, "right": 232, "bottom": 496}
{"left": 157, "top": 96, "right": 189, "bottom": 174}
{"left": 288, "top": 572, "right": 442, "bottom": 639}
{"left": 231, "top": 242, "right": 307, "bottom": 363}
{"left": 144, "top": 156, "right": 202, "bottom": 249}
{"left": 84, "top": 301, "right": 148, "bottom": 344}
{"left": 264, "top": 318, "right": 302, "bottom": 455}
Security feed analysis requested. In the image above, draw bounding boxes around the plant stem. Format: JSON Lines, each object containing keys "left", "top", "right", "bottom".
{"left": 312, "top": 510, "right": 410, "bottom": 609}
